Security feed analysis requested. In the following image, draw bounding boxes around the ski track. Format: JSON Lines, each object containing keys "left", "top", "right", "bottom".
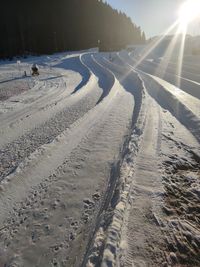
{"left": 0, "top": 50, "right": 200, "bottom": 267}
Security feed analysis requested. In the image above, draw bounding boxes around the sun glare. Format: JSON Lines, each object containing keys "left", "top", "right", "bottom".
{"left": 179, "top": 0, "right": 200, "bottom": 27}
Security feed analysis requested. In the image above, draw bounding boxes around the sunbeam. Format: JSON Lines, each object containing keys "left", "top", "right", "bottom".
{"left": 132, "top": 21, "right": 179, "bottom": 69}
{"left": 155, "top": 30, "right": 180, "bottom": 79}
{"left": 176, "top": 24, "right": 188, "bottom": 88}
{"left": 178, "top": 0, "right": 200, "bottom": 29}
{"left": 131, "top": 0, "right": 200, "bottom": 91}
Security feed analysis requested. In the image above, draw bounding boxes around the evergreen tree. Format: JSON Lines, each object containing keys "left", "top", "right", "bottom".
{"left": 0, "top": 0, "right": 146, "bottom": 59}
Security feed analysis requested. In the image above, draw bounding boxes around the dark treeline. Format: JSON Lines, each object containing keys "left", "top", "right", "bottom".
{"left": 1, "top": 0, "right": 146, "bottom": 59}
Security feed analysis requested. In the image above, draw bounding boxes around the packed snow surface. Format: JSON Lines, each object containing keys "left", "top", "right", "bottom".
{"left": 0, "top": 48, "right": 199, "bottom": 267}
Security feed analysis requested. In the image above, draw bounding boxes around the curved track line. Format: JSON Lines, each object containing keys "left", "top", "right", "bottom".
{"left": 0, "top": 54, "right": 98, "bottom": 147}
{"left": 84, "top": 71, "right": 147, "bottom": 267}
{"left": 55, "top": 54, "right": 91, "bottom": 94}
{"left": 0, "top": 57, "right": 135, "bottom": 266}
{"left": 140, "top": 73, "right": 200, "bottom": 143}
{"left": 82, "top": 55, "right": 146, "bottom": 267}
{"left": 82, "top": 53, "right": 115, "bottom": 103}
{"left": 0, "top": 54, "right": 118, "bottom": 181}
{"left": 118, "top": 51, "right": 200, "bottom": 143}
{"left": 0, "top": 62, "right": 125, "bottom": 221}
{"left": 142, "top": 58, "right": 200, "bottom": 84}
{"left": 94, "top": 54, "right": 144, "bottom": 127}
{"left": 124, "top": 51, "right": 200, "bottom": 100}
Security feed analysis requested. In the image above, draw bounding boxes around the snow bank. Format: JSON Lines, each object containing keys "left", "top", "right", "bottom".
{"left": 82, "top": 54, "right": 115, "bottom": 103}
{"left": 85, "top": 71, "right": 146, "bottom": 267}
{"left": 141, "top": 73, "right": 200, "bottom": 143}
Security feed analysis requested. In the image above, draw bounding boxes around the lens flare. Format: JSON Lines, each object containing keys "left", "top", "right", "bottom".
{"left": 129, "top": 0, "right": 200, "bottom": 92}
{"left": 179, "top": 0, "right": 200, "bottom": 27}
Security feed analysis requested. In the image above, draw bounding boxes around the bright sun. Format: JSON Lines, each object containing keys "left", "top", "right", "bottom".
{"left": 179, "top": 0, "right": 200, "bottom": 26}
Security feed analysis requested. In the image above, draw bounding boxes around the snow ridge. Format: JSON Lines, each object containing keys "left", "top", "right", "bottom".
{"left": 85, "top": 72, "right": 146, "bottom": 267}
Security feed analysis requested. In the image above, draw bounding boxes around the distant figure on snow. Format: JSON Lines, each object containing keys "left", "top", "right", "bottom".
{"left": 109, "top": 53, "right": 113, "bottom": 62}
{"left": 31, "top": 63, "right": 39, "bottom": 76}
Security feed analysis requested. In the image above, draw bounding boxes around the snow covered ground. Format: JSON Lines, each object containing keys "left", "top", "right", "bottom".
{"left": 0, "top": 48, "right": 199, "bottom": 267}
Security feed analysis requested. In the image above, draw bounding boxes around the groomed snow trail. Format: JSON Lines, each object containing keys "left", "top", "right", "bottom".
{"left": 87, "top": 51, "right": 200, "bottom": 267}
{"left": 0, "top": 52, "right": 135, "bottom": 267}
{"left": 0, "top": 50, "right": 200, "bottom": 267}
{"left": 120, "top": 50, "right": 200, "bottom": 100}
{"left": 120, "top": 97, "right": 200, "bottom": 267}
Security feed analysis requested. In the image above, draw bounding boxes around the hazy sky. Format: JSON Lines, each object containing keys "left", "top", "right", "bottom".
{"left": 106, "top": 0, "right": 200, "bottom": 37}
